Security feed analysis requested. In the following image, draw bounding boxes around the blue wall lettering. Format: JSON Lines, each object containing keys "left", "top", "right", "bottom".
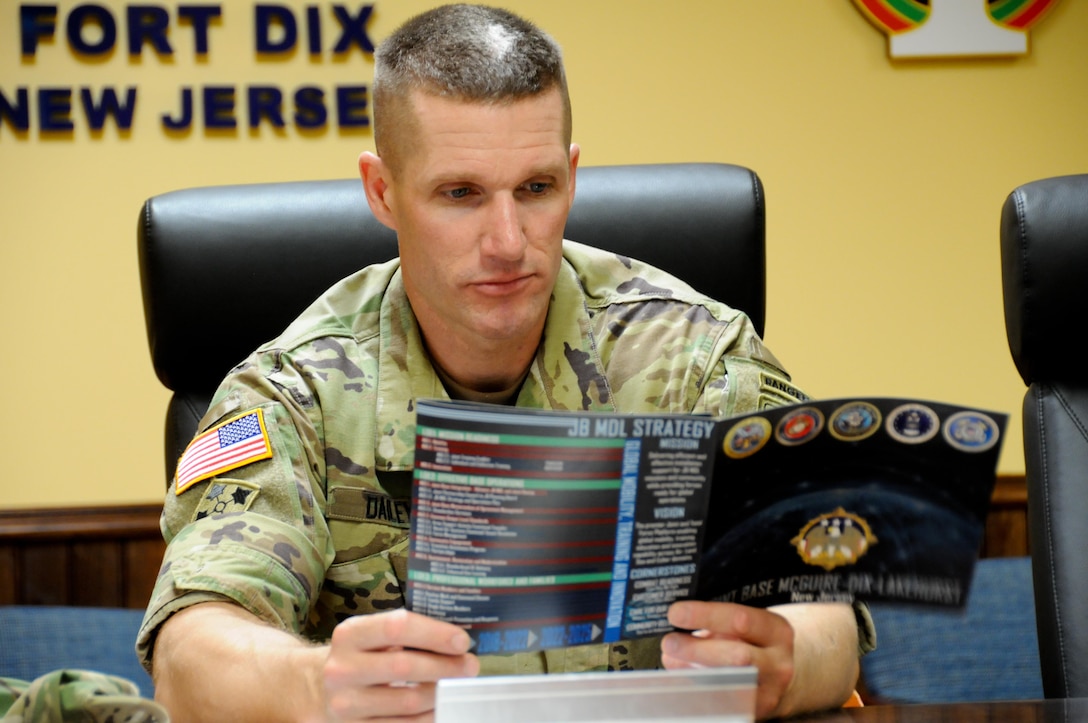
{"left": 331, "top": 4, "right": 373, "bottom": 53}
{"left": 0, "top": 86, "right": 139, "bottom": 134}
{"left": 178, "top": 5, "right": 221, "bottom": 54}
{"left": 294, "top": 86, "right": 326, "bottom": 128}
{"left": 306, "top": 6, "right": 321, "bottom": 55}
{"left": 157, "top": 84, "right": 368, "bottom": 132}
{"left": 20, "top": 5, "right": 57, "bottom": 55}
{"left": 19, "top": 3, "right": 223, "bottom": 58}
{"left": 248, "top": 85, "right": 285, "bottom": 128}
{"left": 9, "top": 4, "right": 375, "bottom": 137}
{"left": 39, "top": 87, "right": 73, "bottom": 131}
{"left": 82, "top": 87, "right": 138, "bottom": 130}
{"left": 255, "top": 4, "right": 374, "bottom": 55}
{"left": 254, "top": 4, "right": 295, "bottom": 54}
{"left": 162, "top": 86, "right": 192, "bottom": 129}
{"left": 127, "top": 5, "right": 172, "bottom": 55}
{"left": 68, "top": 5, "right": 118, "bottom": 56}
{"left": 0, "top": 88, "right": 31, "bottom": 132}
{"left": 204, "top": 86, "right": 236, "bottom": 128}
{"left": 336, "top": 85, "right": 368, "bottom": 127}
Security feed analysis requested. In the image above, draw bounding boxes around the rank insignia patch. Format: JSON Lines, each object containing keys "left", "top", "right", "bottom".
{"left": 722, "top": 416, "right": 772, "bottom": 459}
{"left": 175, "top": 409, "right": 273, "bottom": 495}
{"left": 192, "top": 480, "right": 260, "bottom": 522}
{"left": 791, "top": 507, "right": 878, "bottom": 571}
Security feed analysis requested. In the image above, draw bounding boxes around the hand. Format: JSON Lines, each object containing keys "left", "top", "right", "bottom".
{"left": 662, "top": 601, "right": 795, "bottom": 720}
{"left": 323, "top": 608, "right": 480, "bottom": 722}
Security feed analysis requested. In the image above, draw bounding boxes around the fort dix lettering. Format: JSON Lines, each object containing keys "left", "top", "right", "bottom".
{"left": 2, "top": 3, "right": 377, "bottom": 136}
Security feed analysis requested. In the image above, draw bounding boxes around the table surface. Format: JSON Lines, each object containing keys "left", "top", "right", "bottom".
{"left": 791, "top": 698, "right": 1088, "bottom": 723}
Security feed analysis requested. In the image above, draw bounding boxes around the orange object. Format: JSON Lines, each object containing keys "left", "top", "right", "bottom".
{"left": 843, "top": 690, "right": 864, "bottom": 708}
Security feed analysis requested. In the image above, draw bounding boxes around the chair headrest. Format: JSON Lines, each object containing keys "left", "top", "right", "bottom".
{"left": 1001, "top": 173, "right": 1088, "bottom": 385}
{"left": 139, "top": 163, "right": 766, "bottom": 393}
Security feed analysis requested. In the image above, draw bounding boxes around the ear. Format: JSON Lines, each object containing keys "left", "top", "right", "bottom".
{"left": 567, "top": 143, "right": 580, "bottom": 206}
{"left": 358, "top": 151, "right": 397, "bottom": 231}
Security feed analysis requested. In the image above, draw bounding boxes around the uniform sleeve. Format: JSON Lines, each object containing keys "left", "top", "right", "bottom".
{"left": 136, "top": 349, "right": 334, "bottom": 673}
{"left": 691, "top": 310, "right": 809, "bottom": 418}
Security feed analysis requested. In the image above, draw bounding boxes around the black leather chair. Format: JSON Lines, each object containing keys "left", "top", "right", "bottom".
{"left": 1001, "top": 173, "right": 1088, "bottom": 699}
{"left": 138, "top": 163, "right": 768, "bottom": 484}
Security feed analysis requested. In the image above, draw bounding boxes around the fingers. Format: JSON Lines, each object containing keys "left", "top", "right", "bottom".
{"left": 323, "top": 610, "right": 479, "bottom": 721}
{"left": 662, "top": 601, "right": 795, "bottom": 719}
{"left": 326, "top": 680, "right": 438, "bottom": 722}
{"left": 335, "top": 608, "right": 474, "bottom": 656}
{"left": 327, "top": 643, "right": 479, "bottom": 688}
{"left": 667, "top": 600, "right": 790, "bottom": 649}
{"left": 326, "top": 658, "right": 476, "bottom": 721}
{"left": 661, "top": 629, "right": 755, "bottom": 669}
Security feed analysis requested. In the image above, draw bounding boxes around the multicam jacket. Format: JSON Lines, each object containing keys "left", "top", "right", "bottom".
{"left": 1, "top": 671, "right": 168, "bottom": 722}
{"left": 136, "top": 240, "right": 810, "bottom": 675}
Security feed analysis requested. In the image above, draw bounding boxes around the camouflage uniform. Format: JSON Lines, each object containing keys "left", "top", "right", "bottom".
{"left": 136, "top": 240, "right": 814, "bottom": 676}
{"left": 0, "top": 670, "right": 169, "bottom": 722}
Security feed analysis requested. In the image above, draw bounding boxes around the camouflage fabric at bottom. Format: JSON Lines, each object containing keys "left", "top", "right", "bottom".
{"left": 0, "top": 670, "right": 169, "bottom": 723}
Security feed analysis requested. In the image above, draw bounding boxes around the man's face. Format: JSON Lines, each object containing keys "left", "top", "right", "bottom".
{"left": 368, "top": 89, "right": 578, "bottom": 352}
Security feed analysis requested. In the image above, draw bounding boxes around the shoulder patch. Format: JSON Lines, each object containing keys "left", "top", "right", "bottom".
{"left": 175, "top": 409, "right": 273, "bottom": 495}
{"left": 191, "top": 479, "right": 261, "bottom": 522}
{"left": 758, "top": 371, "right": 809, "bottom": 407}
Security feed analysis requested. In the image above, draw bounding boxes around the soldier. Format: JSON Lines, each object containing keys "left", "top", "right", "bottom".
{"left": 137, "top": 4, "right": 871, "bottom": 721}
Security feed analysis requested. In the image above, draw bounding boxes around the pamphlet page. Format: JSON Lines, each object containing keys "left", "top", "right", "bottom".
{"left": 406, "top": 397, "right": 1006, "bottom": 655}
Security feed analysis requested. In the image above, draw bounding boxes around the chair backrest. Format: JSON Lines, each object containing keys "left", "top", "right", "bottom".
{"left": 139, "top": 163, "right": 768, "bottom": 484}
{"left": 1001, "top": 173, "right": 1088, "bottom": 699}
{"left": 859, "top": 556, "right": 1042, "bottom": 704}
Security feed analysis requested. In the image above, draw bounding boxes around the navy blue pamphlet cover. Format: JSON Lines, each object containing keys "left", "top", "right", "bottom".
{"left": 406, "top": 398, "right": 1005, "bottom": 656}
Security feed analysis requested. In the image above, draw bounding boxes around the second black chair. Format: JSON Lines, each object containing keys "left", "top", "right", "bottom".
{"left": 1001, "top": 172, "right": 1088, "bottom": 699}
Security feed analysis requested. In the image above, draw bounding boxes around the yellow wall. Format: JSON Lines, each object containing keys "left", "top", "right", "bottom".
{"left": 2, "top": 1, "right": 1086, "bottom": 508}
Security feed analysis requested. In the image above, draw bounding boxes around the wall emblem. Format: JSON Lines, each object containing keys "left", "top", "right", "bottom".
{"left": 852, "top": 0, "right": 1059, "bottom": 58}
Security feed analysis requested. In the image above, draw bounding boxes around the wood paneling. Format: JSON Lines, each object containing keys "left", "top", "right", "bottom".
{"left": 0, "top": 477, "right": 1030, "bottom": 608}
{"left": 125, "top": 537, "right": 169, "bottom": 609}
{"left": 0, "top": 503, "right": 164, "bottom": 608}
{"left": 981, "top": 475, "right": 1029, "bottom": 558}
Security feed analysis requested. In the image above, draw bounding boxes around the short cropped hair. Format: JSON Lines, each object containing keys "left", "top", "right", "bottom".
{"left": 373, "top": 4, "right": 572, "bottom": 174}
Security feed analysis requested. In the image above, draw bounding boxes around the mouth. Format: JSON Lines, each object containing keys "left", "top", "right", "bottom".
{"left": 470, "top": 274, "right": 534, "bottom": 297}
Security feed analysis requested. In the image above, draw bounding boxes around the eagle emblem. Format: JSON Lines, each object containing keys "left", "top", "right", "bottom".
{"left": 791, "top": 507, "right": 878, "bottom": 571}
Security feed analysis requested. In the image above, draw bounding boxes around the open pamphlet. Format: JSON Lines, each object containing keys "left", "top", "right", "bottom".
{"left": 406, "top": 397, "right": 1006, "bottom": 655}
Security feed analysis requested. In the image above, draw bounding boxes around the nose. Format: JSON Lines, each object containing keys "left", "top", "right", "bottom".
{"left": 482, "top": 193, "right": 527, "bottom": 261}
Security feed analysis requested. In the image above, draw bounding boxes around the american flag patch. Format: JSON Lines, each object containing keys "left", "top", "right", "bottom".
{"left": 175, "top": 409, "right": 273, "bottom": 495}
